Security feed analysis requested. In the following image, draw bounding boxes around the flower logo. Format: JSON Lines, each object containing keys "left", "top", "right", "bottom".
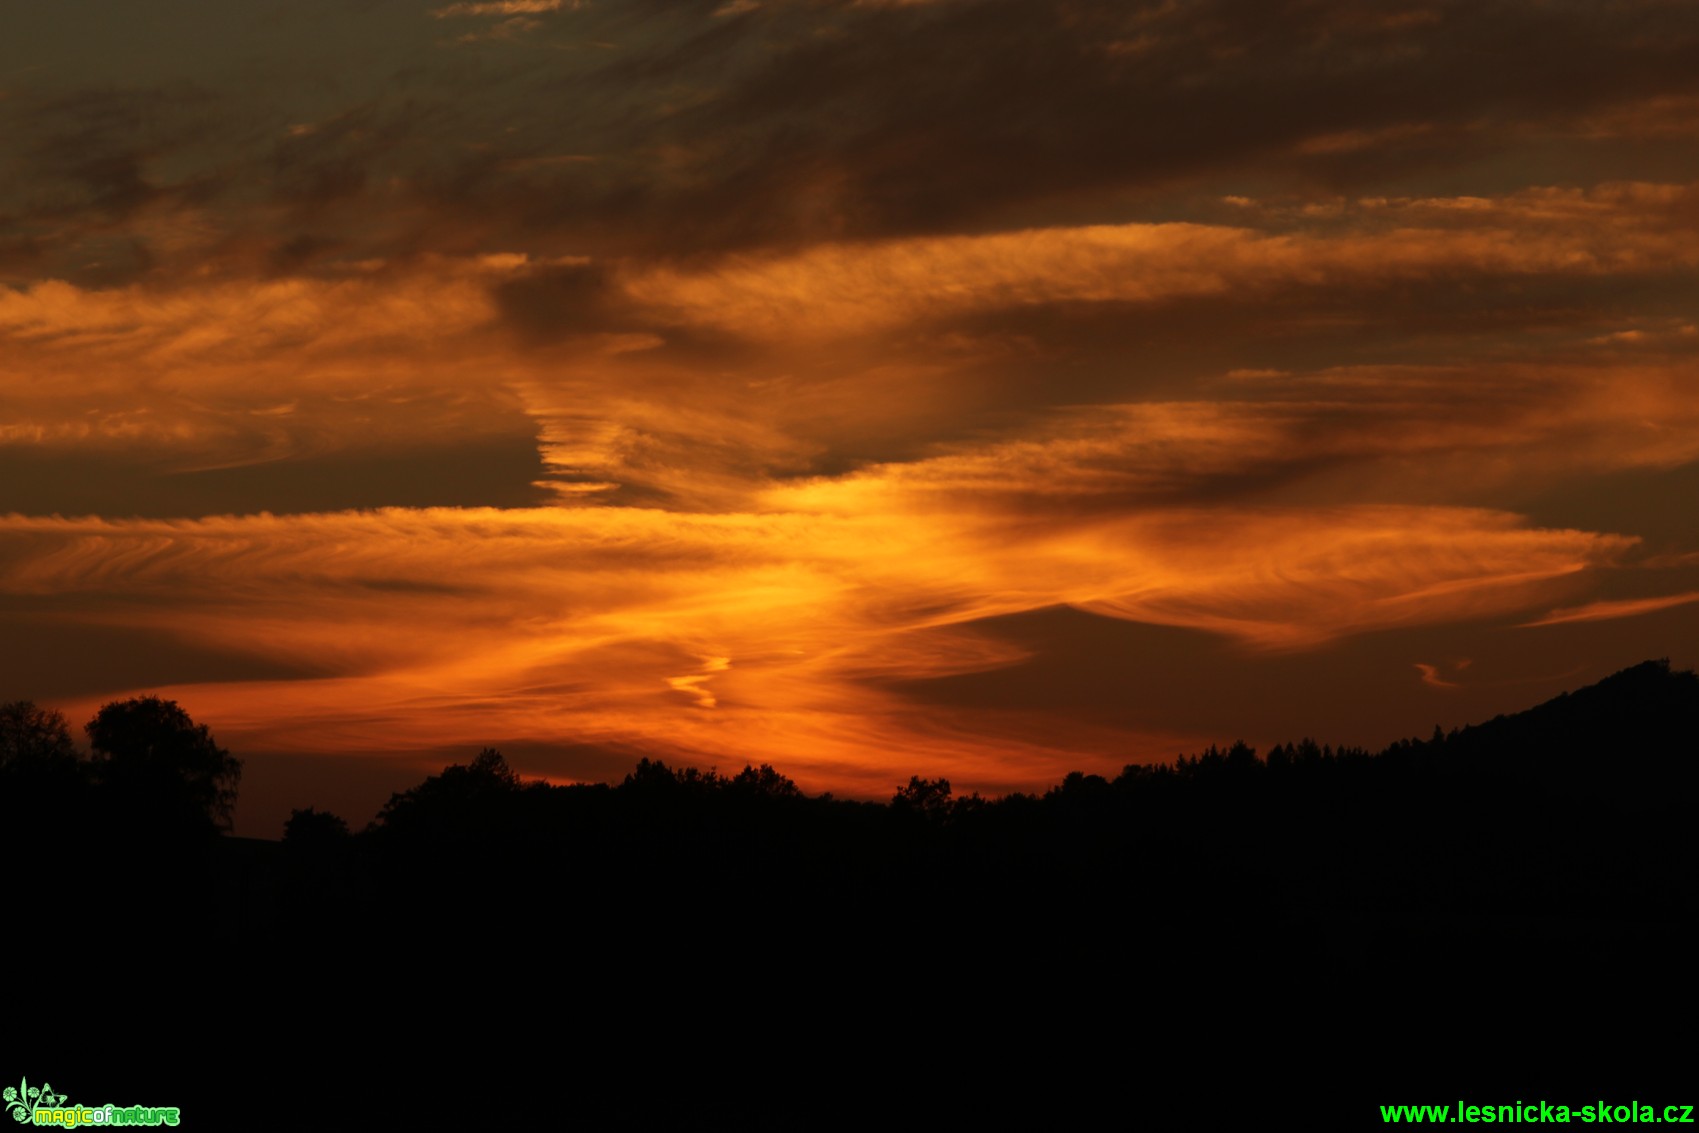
{"left": 5, "top": 1079, "right": 68, "bottom": 1123}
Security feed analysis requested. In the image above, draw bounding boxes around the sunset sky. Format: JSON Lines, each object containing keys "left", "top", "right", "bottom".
{"left": 4, "top": 0, "right": 1698, "bottom": 836}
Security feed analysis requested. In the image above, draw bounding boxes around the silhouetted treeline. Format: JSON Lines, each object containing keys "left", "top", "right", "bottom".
{"left": 9, "top": 661, "right": 1695, "bottom": 1121}
{"left": 10, "top": 660, "right": 1694, "bottom": 949}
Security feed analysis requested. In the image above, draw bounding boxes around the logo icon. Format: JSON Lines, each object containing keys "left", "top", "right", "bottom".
{"left": 5, "top": 1080, "right": 69, "bottom": 1124}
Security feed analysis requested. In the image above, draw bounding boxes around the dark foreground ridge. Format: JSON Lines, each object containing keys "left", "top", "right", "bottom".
{"left": 6, "top": 661, "right": 1695, "bottom": 1122}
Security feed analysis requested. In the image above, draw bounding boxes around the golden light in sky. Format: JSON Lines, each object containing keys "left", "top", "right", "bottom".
{"left": 4, "top": 0, "right": 1697, "bottom": 834}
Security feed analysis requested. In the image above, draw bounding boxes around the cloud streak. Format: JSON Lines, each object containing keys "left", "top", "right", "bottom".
{"left": 433, "top": 0, "right": 567, "bottom": 16}
{"left": 625, "top": 186, "right": 1699, "bottom": 339}
{"left": 1520, "top": 591, "right": 1699, "bottom": 628}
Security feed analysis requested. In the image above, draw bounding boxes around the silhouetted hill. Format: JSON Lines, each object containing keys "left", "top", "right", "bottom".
{"left": 1415, "top": 658, "right": 1699, "bottom": 809}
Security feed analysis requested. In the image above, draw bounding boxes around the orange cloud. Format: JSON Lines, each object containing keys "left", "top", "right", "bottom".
{"left": 3, "top": 493, "right": 1634, "bottom": 796}
{"left": 0, "top": 259, "right": 515, "bottom": 366}
{"left": 623, "top": 184, "right": 1699, "bottom": 338}
{"left": 1519, "top": 591, "right": 1699, "bottom": 628}
{"left": 1414, "top": 663, "right": 1460, "bottom": 690}
{"left": 432, "top": 0, "right": 567, "bottom": 17}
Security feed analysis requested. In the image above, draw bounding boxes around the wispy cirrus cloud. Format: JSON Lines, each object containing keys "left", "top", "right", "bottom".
{"left": 431, "top": 0, "right": 569, "bottom": 18}
{"left": 624, "top": 185, "right": 1699, "bottom": 339}
{"left": 1520, "top": 591, "right": 1699, "bottom": 628}
{"left": 0, "top": 498, "right": 1634, "bottom": 796}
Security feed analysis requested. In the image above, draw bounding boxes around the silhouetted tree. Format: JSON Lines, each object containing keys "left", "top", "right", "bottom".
{"left": 727, "top": 763, "right": 802, "bottom": 799}
{"left": 85, "top": 696, "right": 241, "bottom": 833}
{"left": 282, "top": 807, "right": 354, "bottom": 888}
{"left": 370, "top": 748, "right": 524, "bottom": 839}
{"left": 892, "top": 776, "right": 952, "bottom": 821}
{"left": 466, "top": 747, "right": 521, "bottom": 789}
{"left": 283, "top": 807, "right": 352, "bottom": 846}
{"left": 1225, "top": 741, "right": 1258, "bottom": 771}
{"left": 0, "top": 701, "right": 85, "bottom": 833}
{"left": 0, "top": 700, "right": 78, "bottom": 771}
{"left": 621, "top": 757, "right": 683, "bottom": 794}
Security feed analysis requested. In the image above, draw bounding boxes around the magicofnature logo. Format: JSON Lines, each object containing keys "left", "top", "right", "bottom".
{"left": 4, "top": 1080, "right": 66, "bottom": 1123}
{"left": 4, "top": 1077, "right": 179, "bottom": 1127}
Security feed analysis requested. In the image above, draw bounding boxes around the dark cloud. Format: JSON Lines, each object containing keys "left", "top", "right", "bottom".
{"left": 0, "top": 596, "right": 324, "bottom": 701}
{"left": 491, "top": 259, "right": 634, "bottom": 341}
{"left": 624, "top": 0, "right": 1699, "bottom": 248}
{"left": 10, "top": 0, "right": 1698, "bottom": 270}
{"left": 1518, "top": 459, "right": 1699, "bottom": 554}
{"left": 0, "top": 439, "right": 548, "bottom": 519}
